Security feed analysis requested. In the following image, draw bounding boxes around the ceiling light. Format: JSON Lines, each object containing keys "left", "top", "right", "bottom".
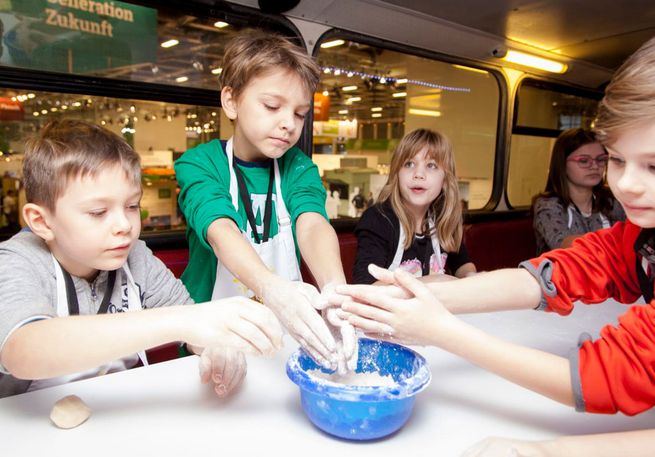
{"left": 342, "top": 85, "right": 357, "bottom": 91}
{"left": 320, "top": 39, "right": 345, "bottom": 49}
{"left": 494, "top": 48, "right": 567, "bottom": 74}
{"left": 346, "top": 97, "right": 361, "bottom": 104}
{"left": 395, "top": 78, "right": 408, "bottom": 84}
{"left": 408, "top": 108, "right": 441, "bottom": 117}
{"left": 371, "top": 113, "right": 382, "bottom": 118}
{"left": 161, "top": 39, "right": 179, "bottom": 48}
{"left": 392, "top": 92, "right": 407, "bottom": 98}
{"left": 338, "top": 109, "right": 348, "bottom": 114}
{"left": 176, "top": 76, "right": 189, "bottom": 83}
{"left": 211, "top": 67, "right": 223, "bottom": 75}
{"left": 214, "top": 21, "right": 229, "bottom": 28}
{"left": 371, "top": 107, "right": 382, "bottom": 112}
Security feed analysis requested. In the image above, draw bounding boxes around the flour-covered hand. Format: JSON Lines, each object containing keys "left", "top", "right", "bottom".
{"left": 185, "top": 296, "right": 283, "bottom": 355}
{"left": 199, "top": 347, "right": 247, "bottom": 398}
{"left": 319, "top": 282, "right": 358, "bottom": 374}
{"left": 261, "top": 278, "right": 337, "bottom": 369}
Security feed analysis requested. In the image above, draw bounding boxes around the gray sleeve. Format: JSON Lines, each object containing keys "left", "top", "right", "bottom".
{"left": 128, "top": 242, "right": 193, "bottom": 308}
{"left": 533, "top": 198, "right": 573, "bottom": 251}
{"left": 569, "top": 332, "right": 592, "bottom": 412}
{"left": 0, "top": 238, "right": 57, "bottom": 360}
{"left": 518, "top": 258, "right": 557, "bottom": 310}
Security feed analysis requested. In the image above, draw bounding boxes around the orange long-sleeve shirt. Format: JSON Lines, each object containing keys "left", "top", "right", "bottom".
{"left": 523, "top": 220, "right": 655, "bottom": 415}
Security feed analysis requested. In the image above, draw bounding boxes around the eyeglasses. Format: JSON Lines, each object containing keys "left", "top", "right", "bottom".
{"left": 567, "top": 154, "right": 609, "bottom": 168}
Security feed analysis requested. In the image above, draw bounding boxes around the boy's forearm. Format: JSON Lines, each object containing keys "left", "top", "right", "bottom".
{"left": 207, "top": 218, "right": 277, "bottom": 297}
{"left": 433, "top": 316, "right": 574, "bottom": 407}
{"left": 549, "top": 429, "right": 655, "bottom": 457}
{"left": 296, "top": 213, "right": 346, "bottom": 289}
{"left": 1, "top": 306, "right": 190, "bottom": 380}
{"left": 427, "top": 268, "right": 543, "bottom": 314}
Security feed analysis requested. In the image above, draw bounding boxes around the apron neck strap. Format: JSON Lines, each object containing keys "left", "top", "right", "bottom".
{"left": 232, "top": 155, "right": 274, "bottom": 244}
{"left": 56, "top": 260, "right": 116, "bottom": 316}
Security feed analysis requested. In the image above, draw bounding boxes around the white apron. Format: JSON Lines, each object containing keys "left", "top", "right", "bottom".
{"left": 28, "top": 258, "right": 147, "bottom": 392}
{"left": 388, "top": 217, "right": 446, "bottom": 276}
{"left": 211, "top": 138, "right": 301, "bottom": 299}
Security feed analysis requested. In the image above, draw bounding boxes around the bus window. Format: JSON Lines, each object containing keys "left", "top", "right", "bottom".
{"left": 0, "top": 2, "right": 298, "bottom": 239}
{"left": 507, "top": 79, "right": 601, "bottom": 208}
{"left": 314, "top": 36, "right": 500, "bottom": 213}
{"left": 0, "top": 88, "right": 219, "bottom": 232}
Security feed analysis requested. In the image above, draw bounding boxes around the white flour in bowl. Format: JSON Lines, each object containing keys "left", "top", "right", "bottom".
{"left": 308, "top": 369, "right": 395, "bottom": 387}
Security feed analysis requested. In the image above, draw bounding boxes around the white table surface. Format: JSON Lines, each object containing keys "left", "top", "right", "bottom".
{"left": 3, "top": 300, "right": 654, "bottom": 456}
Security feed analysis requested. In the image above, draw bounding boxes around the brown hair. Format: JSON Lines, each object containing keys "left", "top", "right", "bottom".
{"left": 23, "top": 119, "right": 141, "bottom": 211}
{"left": 220, "top": 29, "right": 320, "bottom": 99}
{"left": 532, "top": 128, "right": 614, "bottom": 215}
{"left": 595, "top": 35, "right": 655, "bottom": 144}
{"left": 377, "top": 128, "right": 462, "bottom": 252}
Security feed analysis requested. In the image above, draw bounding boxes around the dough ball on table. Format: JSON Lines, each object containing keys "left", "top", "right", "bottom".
{"left": 50, "top": 395, "right": 91, "bottom": 429}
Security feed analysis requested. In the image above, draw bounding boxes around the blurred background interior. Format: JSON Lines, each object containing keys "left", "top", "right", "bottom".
{"left": 0, "top": 0, "right": 649, "bottom": 237}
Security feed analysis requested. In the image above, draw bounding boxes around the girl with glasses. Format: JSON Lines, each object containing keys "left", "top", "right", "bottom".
{"left": 532, "top": 128, "right": 625, "bottom": 254}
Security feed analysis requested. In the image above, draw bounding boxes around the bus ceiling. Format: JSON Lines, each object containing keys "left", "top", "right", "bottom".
{"left": 236, "top": 0, "right": 655, "bottom": 90}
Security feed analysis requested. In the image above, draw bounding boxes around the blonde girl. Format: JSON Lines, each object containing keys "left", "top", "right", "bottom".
{"left": 352, "top": 128, "right": 476, "bottom": 284}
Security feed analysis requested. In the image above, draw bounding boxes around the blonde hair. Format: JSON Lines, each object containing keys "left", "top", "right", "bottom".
{"left": 23, "top": 119, "right": 141, "bottom": 211}
{"left": 595, "top": 35, "right": 655, "bottom": 144}
{"left": 220, "top": 29, "right": 320, "bottom": 99}
{"left": 378, "top": 128, "right": 462, "bottom": 252}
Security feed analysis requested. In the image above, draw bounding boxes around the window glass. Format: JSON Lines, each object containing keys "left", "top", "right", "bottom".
{"left": 0, "top": 88, "right": 219, "bottom": 233}
{"left": 0, "top": 0, "right": 252, "bottom": 90}
{"left": 515, "top": 82, "right": 599, "bottom": 131}
{"left": 0, "top": 2, "right": 297, "bottom": 238}
{"left": 507, "top": 80, "right": 600, "bottom": 207}
{"left": 315, "top": 37, "right": 500, "bottom": 214}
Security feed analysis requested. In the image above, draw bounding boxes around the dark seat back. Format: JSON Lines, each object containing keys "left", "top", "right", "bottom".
{"left": 463, "top": 217, "right": 536, "bottom": 271}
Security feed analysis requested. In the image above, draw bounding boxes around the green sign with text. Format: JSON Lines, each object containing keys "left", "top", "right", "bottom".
{"left": 0, "top": 0, "right": 157, "bottom": 73}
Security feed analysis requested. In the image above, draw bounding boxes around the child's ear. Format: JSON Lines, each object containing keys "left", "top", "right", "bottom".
{"left": 220, "top": 86, "right": 238, "bottom": 120}
{"left": 23, "top": 203, "right": 55, "bottom": 241}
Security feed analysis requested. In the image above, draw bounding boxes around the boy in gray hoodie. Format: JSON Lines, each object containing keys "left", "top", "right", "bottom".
{"left": 0, "top": 120, "right": 282, "bottom": 398}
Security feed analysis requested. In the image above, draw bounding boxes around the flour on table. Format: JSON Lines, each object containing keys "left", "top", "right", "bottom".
{"left": 308, "top": 369, "right": 395, "bottom": 387}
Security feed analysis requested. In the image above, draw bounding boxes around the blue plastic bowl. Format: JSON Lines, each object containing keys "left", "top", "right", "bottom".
{"left": 286, "top": 338, "right": 431, "bottom": 440}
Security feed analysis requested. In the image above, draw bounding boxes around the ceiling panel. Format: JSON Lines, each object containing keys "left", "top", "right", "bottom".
{"left": 380, "top": 0, "right": 655, "bottom": 70}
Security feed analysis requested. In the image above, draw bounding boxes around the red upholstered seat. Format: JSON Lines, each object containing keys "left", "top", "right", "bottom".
{"left": 463, "top": 217, "right": 536, "bottom": 271}
{"left": 300, "top": 232, "right": 358, "bottom": 287}
{"left": 152, "top": 248, "right": 189, "bottom": 279}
